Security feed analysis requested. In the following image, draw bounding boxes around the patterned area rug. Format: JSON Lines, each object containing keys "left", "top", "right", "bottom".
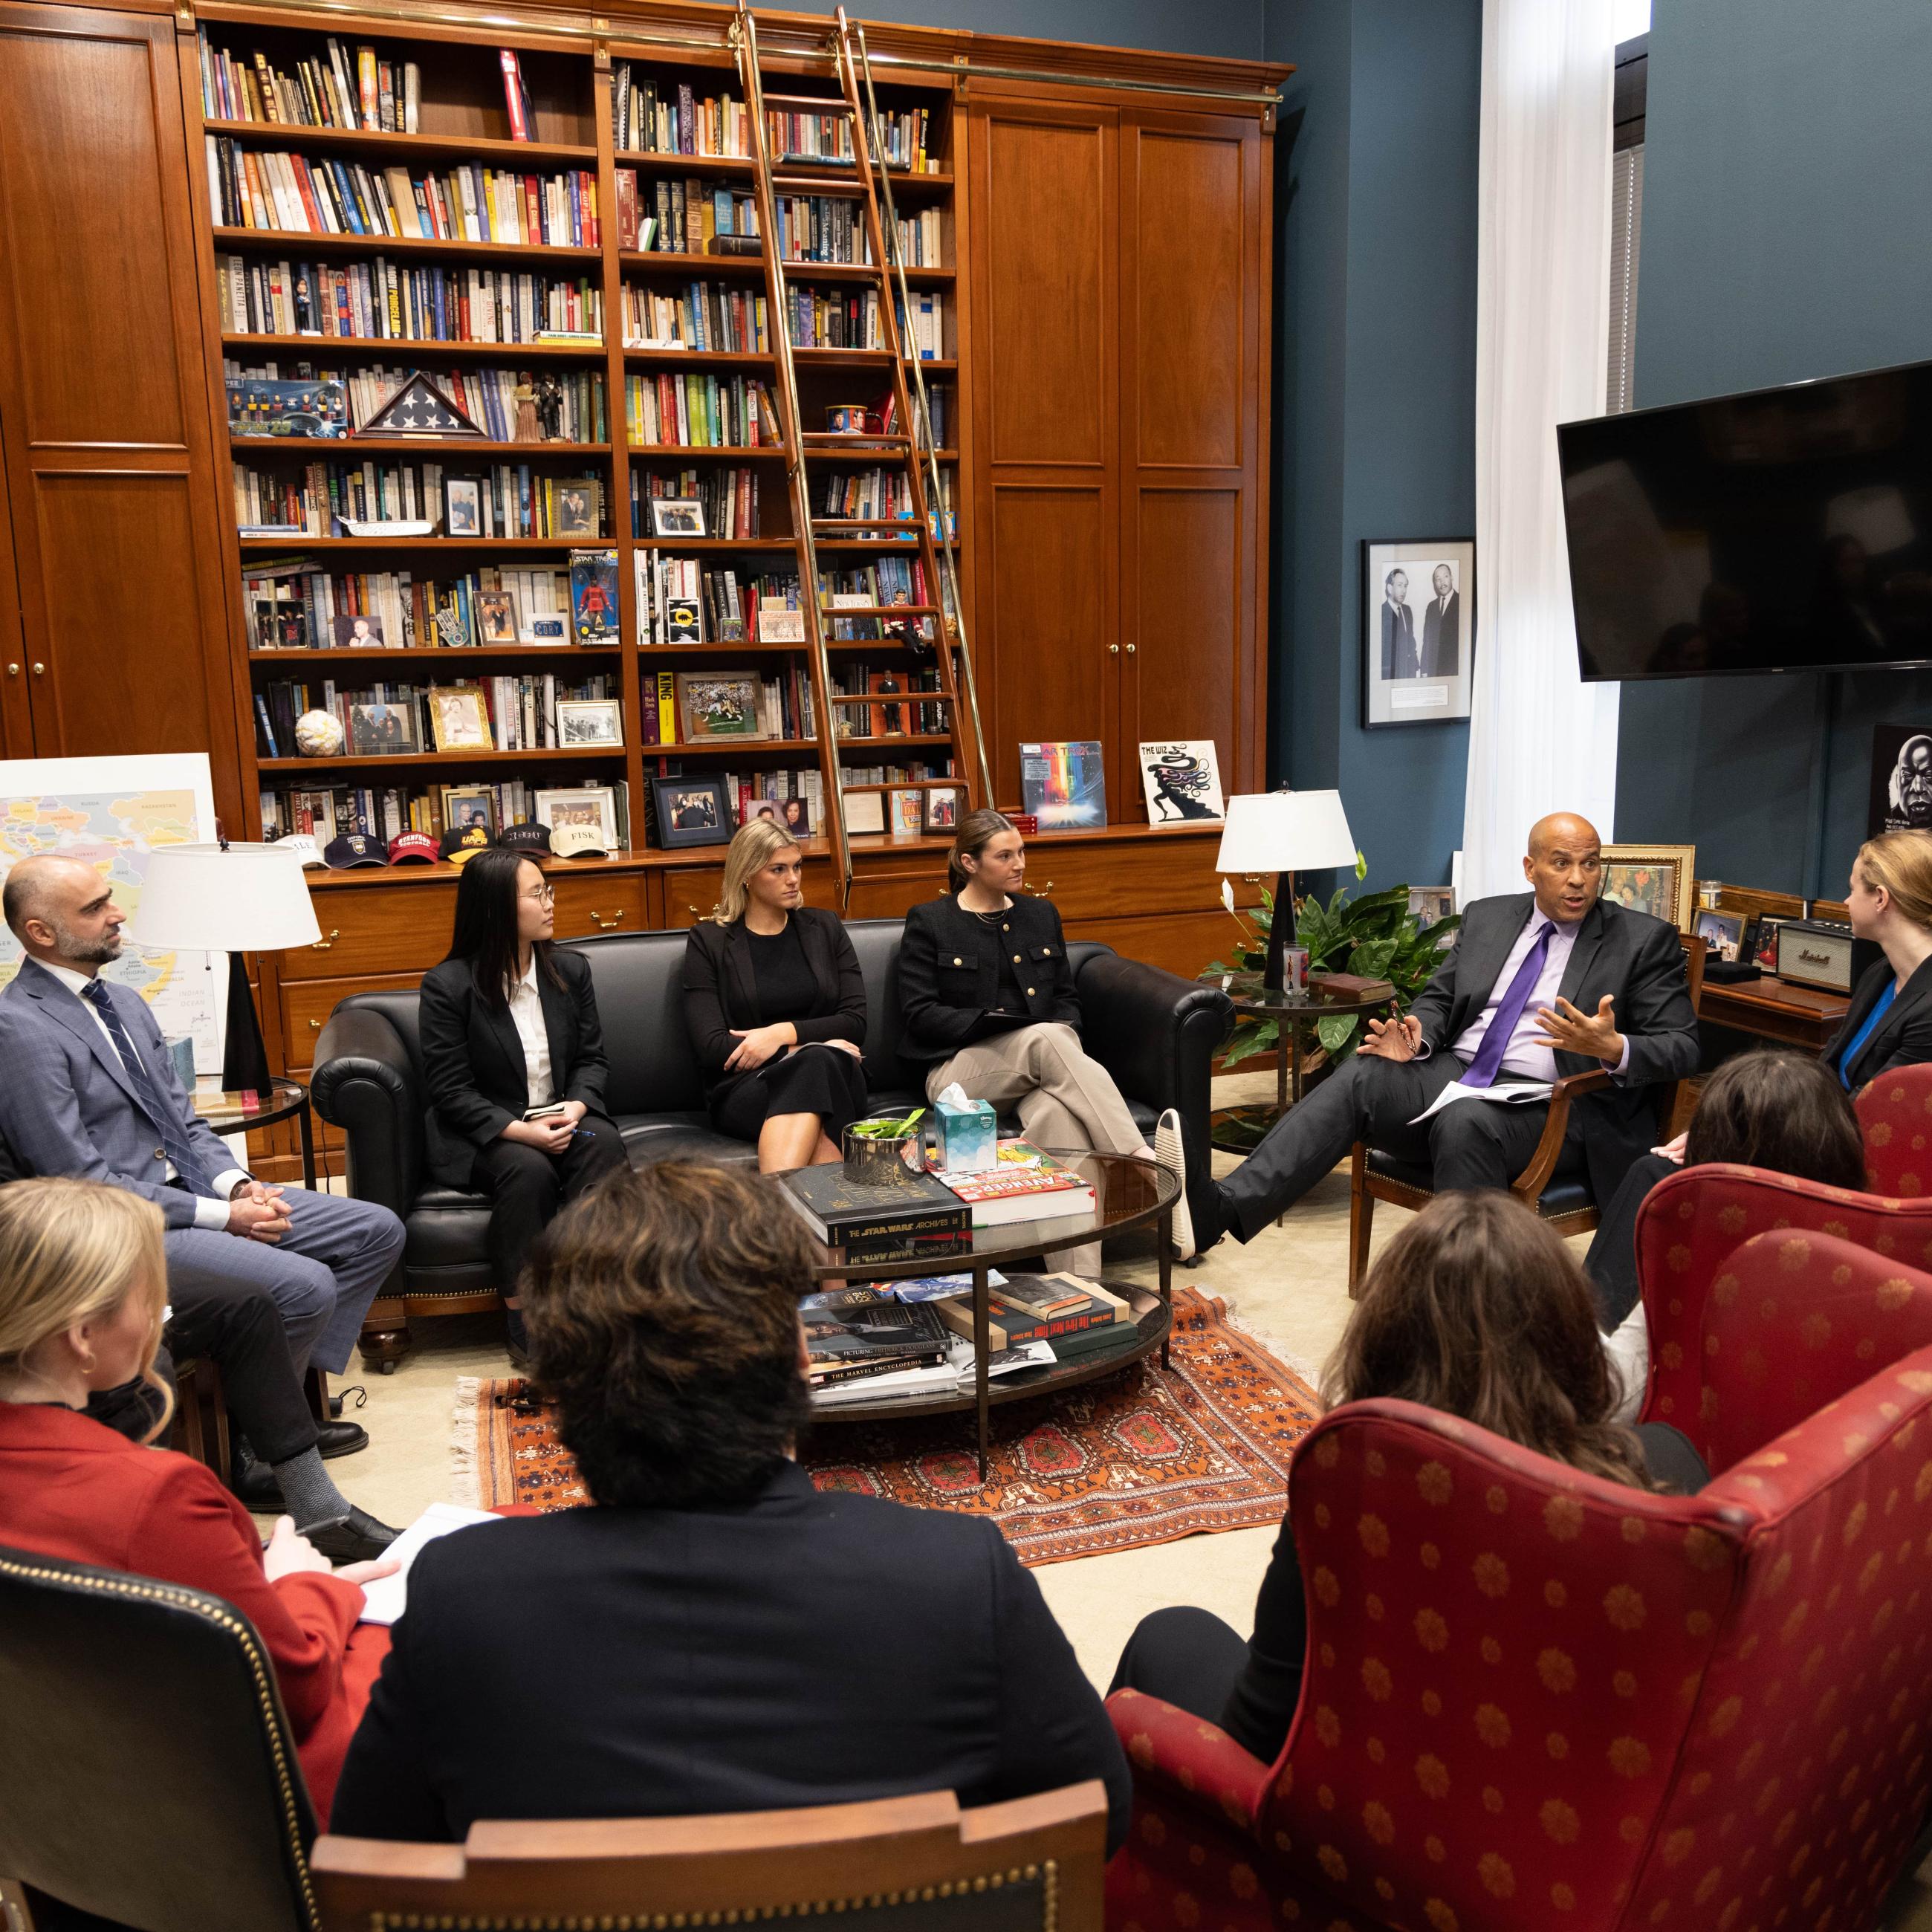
{"left": 455, "top": 1288, "right": 1320, "bottom": 1566}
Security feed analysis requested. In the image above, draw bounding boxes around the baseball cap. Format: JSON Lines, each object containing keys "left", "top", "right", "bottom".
{"left": 548, "top": 820, "right": 609, "bottom": 859}
{"left": 270, "top": 832, "right": 324, "bottom": 868}
{"left": 496, "top": 821, "right": 554, "bottom": 855}
{"left": 322, "top": 832, "right": 387, "bottom": 869}
{"left": 388, "top": 831, "right": 438, "bottom": 865}
{"left": 438, "top": 824, "right": 494, "bottom": 864}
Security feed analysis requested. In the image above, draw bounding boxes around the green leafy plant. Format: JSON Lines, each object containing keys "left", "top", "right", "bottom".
{"left": 849, "top": 1107, "right": 925, "bottom": 1138}
{"left": 1206, "top": 878, "right": 1460, "bottom": 1069}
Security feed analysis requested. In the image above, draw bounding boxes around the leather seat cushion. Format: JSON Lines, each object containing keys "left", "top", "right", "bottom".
{"left": 1366, "top": 1145, "right": 1592, "bottom": 1217}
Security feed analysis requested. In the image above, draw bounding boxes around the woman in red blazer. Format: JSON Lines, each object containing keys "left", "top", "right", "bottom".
{"left": 0, "top": 1177, "right": 394, "bottom": 1824}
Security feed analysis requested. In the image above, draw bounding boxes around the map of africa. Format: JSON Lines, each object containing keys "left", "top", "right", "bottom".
{"left": 0, "top": 780, "right": 222, "bottom": 1066}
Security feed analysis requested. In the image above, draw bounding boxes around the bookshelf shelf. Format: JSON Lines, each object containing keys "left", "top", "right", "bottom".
{"left": 213, "top": 227, "right": 603, "bottom": 264}
{"left": 222, "top": 334, "right": 607, "bottom": 361}
{"left": 249, "top": 645, "right": 623, "bottom": 662}
{"left": 202, "top": 120, "right": 599, "bottom": 167}
{"left": 628, "top": 536, "right": 793, "bottom": 552}
{"left": 258, "top": 747, "right": 624, "bottom": 772}
{"left": 233, "top": 437, "right": 612, "bottom": 456}
{"left": 619, "top": 252, "right": 952, "bottom": 288}
{"left": 239, "top": 536, "right": 603, "bottom": 552}
{"left": 834, "top": 733, "right": 954, "bottom": 751}
{"left": 627, "top": 444, "right": 783, "bottom": 460}
{"left": 620, "top": 346, "right": 775, "bottom": 369}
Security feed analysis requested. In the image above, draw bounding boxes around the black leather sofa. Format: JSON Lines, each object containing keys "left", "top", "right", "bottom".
{"left": 312, "top": 919, "right": 1233, "bottom": 1332}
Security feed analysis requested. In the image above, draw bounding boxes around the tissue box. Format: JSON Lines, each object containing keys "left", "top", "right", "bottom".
{"left": 934, "top": 1096, "right": 997, "bottom": 1173}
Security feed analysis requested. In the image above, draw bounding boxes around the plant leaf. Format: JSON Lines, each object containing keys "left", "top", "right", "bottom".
{"left": 1221, "top": 1017, "right": 1277, "bottom": 1068}
{"left": 1317, "top": 1013, "right": 1361, "bottom": 1055}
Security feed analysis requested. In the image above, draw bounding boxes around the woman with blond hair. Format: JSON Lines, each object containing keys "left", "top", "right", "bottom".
{"left": 1824, "top": 829, "right": 1932, "bottom": 1088}
{"left": 682, "top": 817, "right": 869, "bottom": 1172}
{"left": 0, "top": 1178, "right": 394, "bottom": 1822}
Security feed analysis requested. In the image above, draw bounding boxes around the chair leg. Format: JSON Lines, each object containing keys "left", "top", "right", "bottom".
{"left": 1347, "top": 1144, "right": 1373, "bottom": 1300}
{"left": 173, "top": 1361, "right": 207, "bottom": 1467}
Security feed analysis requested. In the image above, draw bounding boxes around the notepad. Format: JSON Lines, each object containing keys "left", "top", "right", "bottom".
{"left": 1408, "top": 1078, "right": 1555, "bottom": 1127}
{"left": 355, "top": 1502, "right": 500, "bottom": 1625}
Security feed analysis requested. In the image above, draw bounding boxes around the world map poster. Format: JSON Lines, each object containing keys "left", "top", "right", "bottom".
{"left": 0, "top": 753, "right": 224, "bottom": 1070}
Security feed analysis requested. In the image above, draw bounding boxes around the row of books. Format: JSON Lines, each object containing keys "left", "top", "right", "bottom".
{"left": 638, "top": 666, "right": 814, "bottom": 747}
{"left": 244, "top": 562, "right": 577, "bottom": 652}
{"left": 620, "top": 282, "right": 769, "bottom": 354}
{"left": 622, "top": 372, "right": 779, "bottom": 449}
{"left": 215, "top": 253, "right": 604, "bottom": 346}
{"left": 223, "top": 358, "right": 608, "bottom": 442}
{"left": 629, "top": 467, "right": 762, "bottom": 542}
{"left": 197, "top": 30, "right": 419, "bottom": 134}
{"left": 785, "top": 285, "right": 881, "bottom": 352}
{"left": 207, "top": 139, "right": 600, "bottom": 247}
{"left": 766, "top": 203, "right": 944, "bottom": 273}
{"left": 260, "top": 778, "right": 631, "bottom": 846}
{"left": 819, "top": 467, "right": 956, "bottom": 526}
{"left": 234, "top": 461, "right": 608, "bottom": 542}
{"left": 616, "top": 176, "right": 756, "bottom": 256}
{"left": 829, "top": 662, "right": 947, "bottom": 738}
{"left": 634, "top": 557, "right": 792, "bottom": 647}
{"left": 256, "top": 672, "right": 617, "bottom": 759}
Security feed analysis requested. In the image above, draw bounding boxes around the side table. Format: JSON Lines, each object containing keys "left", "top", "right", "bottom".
{"left": 192, "top": 1077, "right": 317, "bottom": 1191}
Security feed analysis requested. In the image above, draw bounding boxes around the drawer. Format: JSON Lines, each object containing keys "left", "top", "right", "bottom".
{"left": 281, "top": 973, "right": 422, "bottom": 1074}
{"left": 1008, "top": 834, "right": 1242, "bottom": 922}
{"left": 550, "top": 873, "right": 646, "bottom": 939}
{"left": 660, "top": 866, "right": 726, "bottom": 928}
{"left": 286, "top": 884, "right": 456, "bottom": 979}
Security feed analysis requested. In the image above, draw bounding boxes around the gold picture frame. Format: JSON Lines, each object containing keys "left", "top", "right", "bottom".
{"left": 427, "top": 684, "right": 494, "bottom": 753}
{"left": 1599, "top": 843, "right": 1696, "bottom": 932}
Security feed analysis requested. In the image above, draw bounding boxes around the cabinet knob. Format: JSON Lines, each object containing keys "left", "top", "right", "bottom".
{"left": 589, "top": 909, "right": 627, "bottom": 930}
{"left": 1124, "top": 642, "right": 1136, "bottom": 656}
{"left": 4, "top": 663, "right": 17, "bottom": 678}
{"left": 30, "top": 663, "right": 44, "bottom": 678}
{"left": 1107, "top": 643, "right": 1120, "bottom": 656}
{"left": 310, "top": 928, "right": 339, "bottom": 950}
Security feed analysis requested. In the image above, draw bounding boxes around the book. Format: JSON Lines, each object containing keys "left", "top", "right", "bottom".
{"left": 777, "top": 1161, "right": 971, "bottom": 1257}
{"left": 1020, "top": 739, "right": 1108, "bottom": 831}
{"left": 933, "top": 1279, "right": 1115, "bottom": 1352}
{"left": 499, "top": 49, "right": 534, "bottom": 142}
{"left": 930, "top": 1141, "right": 1096, "bottom": 1227}
{"left": 804, "top": 1298, "right": 950, "bottom": 1386}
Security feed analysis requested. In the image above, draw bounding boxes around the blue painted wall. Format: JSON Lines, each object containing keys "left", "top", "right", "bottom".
{"left": 1265, "top": 0, "right": 1482, "bottom": 898}
{"left": 1615, "top": 0, "right": 1932, "bottom": 895}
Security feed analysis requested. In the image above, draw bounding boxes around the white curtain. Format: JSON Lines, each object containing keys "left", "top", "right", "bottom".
{"left": 1461, "top": 0, "right": 1621, "bottom": 898}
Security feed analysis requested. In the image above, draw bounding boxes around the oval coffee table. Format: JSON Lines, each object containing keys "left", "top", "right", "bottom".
{"left": 805, "top": 1149, "right": 1180, "bottom": 1482}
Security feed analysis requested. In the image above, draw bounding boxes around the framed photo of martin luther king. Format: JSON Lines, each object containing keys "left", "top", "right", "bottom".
{"left": 1361, "top": 539, "right": 1475, "bottom": 730}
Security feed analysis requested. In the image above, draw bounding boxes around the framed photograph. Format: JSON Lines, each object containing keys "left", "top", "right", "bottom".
{"left": 347, "top": 699, "right": 419, "bottom": 756}
{"left": 332, "top": 612, "right": 384, "bottom": 649}
{"left": 444, "top": 478, "right": 483, "bottom": 537}
{"left": 650, "top": 496, "right": 707, "bottom": 539}
{"left": 1599, "top": 843, "right": 1696, "bottom": 932}
{"left": 441, "top": 786, "right": 496, "bottom": 839}
{"left": 758, "top": 606, "right": 807, "bottom": 644}
{"left": 842, "top": 788, "right": 886, "bottom": 837}
{"left": 1361, "top": 539, "right": 1475, "bottom": 728}
{"left": 1139, "top": 740, "right": 1225, "bottom": 824}
{"left": 427, "top": 685, "right": 493, "bottom": 753}
{"left": 1693, "top": 907, "right": 1747, "bottom": 964}
{"left": 1868, "top": 724, "right": 1932, "bottom": 837}
{"left": 554, "top": 480, "right": 600, "bottom": 538}
{"left": 252, "top": 600, "right": 310, "bottom": 650}
{"left": 779, "top": 795, "right": 813, "bottom": 837}
{"left": 554, "top": 698, "right": 622, "bottom": 748}
{"left": 887, "top": 785, "right": 924, "bottom": 839}
{"left": 476, "top": 591, "right": 519, "bottom": 644}
{"left": 922, "top": 783, "right": 965, "bottom": 833}
{"left": 651, "top": 775, "right": 732, "bottom": 849}
{"left": 1750, "top": 915, "right": 1785, "bottom": 969}
{"left": 745, "top": 800, "right": 785, "bottom": 826}
{"left": 534, "top": 785, "right": 620, "bottom": 850}
{"left": 1407, "top": 886, "right": 1456, "bottom": 930}
{"left": 675, "top": 670, "right": 762, "bottom": 742}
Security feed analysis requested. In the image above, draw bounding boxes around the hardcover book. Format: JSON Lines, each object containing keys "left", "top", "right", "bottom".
{"left": 778, "top": 1162, "right": 971, "bottom": 1251}
{"left": 804, "top": 1299, "right": 950, "bottom": 1385}
{"left": 930, "top": 1142, "right": 1095, "bottom": 1227}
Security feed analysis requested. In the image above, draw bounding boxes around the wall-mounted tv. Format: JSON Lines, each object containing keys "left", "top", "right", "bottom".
{"left": 1557, "top": 357, "right": 1932, "bottom": 681}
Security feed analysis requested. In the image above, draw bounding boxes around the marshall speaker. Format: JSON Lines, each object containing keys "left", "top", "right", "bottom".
{"left": 1776, "top": 919, "right": 1881, "bottom": 995}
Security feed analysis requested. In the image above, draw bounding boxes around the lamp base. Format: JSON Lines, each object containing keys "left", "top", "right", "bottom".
{"left": 1262, "top": 869, "right": 1297, "bottom": 993}
{"left": 220, "top": 951, "right": 273, "bottom": 1098}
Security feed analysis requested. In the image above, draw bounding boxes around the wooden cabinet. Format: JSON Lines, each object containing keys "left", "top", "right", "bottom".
{"left": 966, "top": 89, "right": 1269, "bottom": 822}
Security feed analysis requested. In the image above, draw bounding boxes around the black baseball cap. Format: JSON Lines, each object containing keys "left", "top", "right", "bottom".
{"left": 322, "top": 832, "right": 387, "bottom": 869}
{"left": 496, "top": 822, "right": 554, "bottom": 855}
{"left": 438, "top": 824, "right": 493, "bottom": 863}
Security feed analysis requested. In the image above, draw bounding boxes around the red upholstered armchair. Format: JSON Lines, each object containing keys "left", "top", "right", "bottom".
{"left": 1106, "top": 1356, "right": 1932, "bottom": 1932}
{"left": 1855, "top": 1063, "right": 1932, "bottom": 1198}
{"left": 1634, "top": 1164, "right": 1932, "bottom": 1465}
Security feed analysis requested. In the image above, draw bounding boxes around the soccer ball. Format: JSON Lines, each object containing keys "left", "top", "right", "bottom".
{"left": 294, "top": 710, "right": 345, "bottom": 758}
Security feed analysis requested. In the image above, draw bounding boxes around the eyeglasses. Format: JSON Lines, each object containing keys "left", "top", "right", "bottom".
{"left": 522, "top": 884, "right": 557, "bottom": 904}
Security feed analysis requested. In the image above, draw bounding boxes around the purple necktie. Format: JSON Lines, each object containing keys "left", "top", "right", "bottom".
{"left": 1460, "top": 922, "right": 1555, "bottom": 1089}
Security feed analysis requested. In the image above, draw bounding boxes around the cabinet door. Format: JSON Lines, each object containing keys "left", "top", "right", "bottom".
{"left": 0, "top": 450, "right": 31, "bottom": 758}
{"left": 966, "top": 96, "right": 1119, "bottom": 811}
{"left": 0, "top": 4, "right": 243, "bottom": 820}
{"left": 1117, "top": 109, "right": 1267, "bottom": 816}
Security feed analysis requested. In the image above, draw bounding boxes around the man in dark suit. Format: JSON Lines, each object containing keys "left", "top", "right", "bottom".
{"left": 1380, "top": 568, "right": 1420, "bottom": 680}
{"left": 1420, "top": 563, "right": 1461, "bottom": 677}
{"left": 331, "top": 1162, "right": 1130, "bottom": 1848}
{"left": 1196, "top": 814, "right": 1698, "bottom": 1247}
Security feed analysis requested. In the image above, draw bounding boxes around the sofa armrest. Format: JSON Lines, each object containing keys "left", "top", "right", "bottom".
{"left": 1106, "top": 1688, "right": 1271, "bottom": 1834}
{"left": 1074, "top": 954, "right": 1233, "bottom": 1248}
{"left": 311, "top": 1005, "right": 423, "bottom": 1220}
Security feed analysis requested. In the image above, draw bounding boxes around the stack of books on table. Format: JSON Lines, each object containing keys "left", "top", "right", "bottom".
{"left": 933, "top": 1273, "right": 1142, "bottom": 1369}
{"left": 929, "top": 1143, "right": 1097, "bottom": 1225}
{"left": 802, "top": 1292, "right": 959, "bottom": 1406}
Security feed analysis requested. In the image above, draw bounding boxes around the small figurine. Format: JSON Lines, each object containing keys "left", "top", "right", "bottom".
{"left": 536, "top": 372, "right": 565, "bottom": 442}
{"left": 513, "top": 375, "right": 542, "bottom": 444}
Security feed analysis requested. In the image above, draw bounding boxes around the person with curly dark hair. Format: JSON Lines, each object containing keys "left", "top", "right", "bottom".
{"left": 331, "top": 1161, "right": 1129, "bottom": 1847}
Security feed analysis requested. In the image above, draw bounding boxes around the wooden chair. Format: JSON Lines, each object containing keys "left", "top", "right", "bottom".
{"left": 313, "top": 1786, "right": 1108, "bottom": 1932}
{"left": 1345, "top": 932, "right": 1707, "bottom": 1293}
{"left": 170, "top": 1354, "right": 232, "bottom": 1484}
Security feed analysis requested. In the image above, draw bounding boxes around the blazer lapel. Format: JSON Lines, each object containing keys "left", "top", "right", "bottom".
{"left": 20, "top": 962, "right": 146, "bottom": 1112}
{"left": 723, "top": 921, "right": 759, "bottom": 1026}
{"left": 797, "top": 911, "right": 838, "bottom": 1011}
{"left": 1849, "top": 955, "right": 1932, "bottom": 1083}
{"left": 1556, "top": 901, "right": 1609, "bottom": 1009}
{"left": 480, "top": 988, "right": 526, "bottom": 1094}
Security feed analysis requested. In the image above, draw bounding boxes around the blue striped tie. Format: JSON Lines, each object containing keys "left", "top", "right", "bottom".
{"left": 82, "top": 979, "right": 220, "bottom": 1196}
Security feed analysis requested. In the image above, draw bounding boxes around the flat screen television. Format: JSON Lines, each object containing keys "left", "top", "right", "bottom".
{"left": 1557, "top": 357, "right": 1932, "bottom": 680}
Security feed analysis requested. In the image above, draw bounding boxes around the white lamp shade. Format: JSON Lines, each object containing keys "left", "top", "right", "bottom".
{"left": 1214, "top": 791, "right": 1358, "bottom": 875}
{"left": 128, "top": 843, "right": 323, "bottom": 953}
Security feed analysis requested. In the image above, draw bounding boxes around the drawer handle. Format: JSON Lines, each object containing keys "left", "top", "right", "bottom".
{"left": 686, "top": 902, "right": 701, "bottom": 915}
{"left": 1027, "top": 880, "right": 1054, "bottom": 897}
{"left": 589, "top": 909, "right": 627, "bottom": 930}
{"left": 310, "top": 929, "right": 339, "bottom": 950}
{"left": 308, "top": 1019, "right": 322, "bottom": 1031}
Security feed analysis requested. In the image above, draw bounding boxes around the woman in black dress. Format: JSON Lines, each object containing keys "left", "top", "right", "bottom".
{"left": 682, "top": 819, "right": 869, "bottom": 1172}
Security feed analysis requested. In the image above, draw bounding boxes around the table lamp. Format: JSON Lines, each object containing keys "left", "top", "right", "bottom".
{"left": 1214, "top": 790, "right": 1358, "bottom": 992}
{"left": 128, "top": 842, "right": 322, "bottom": 1097}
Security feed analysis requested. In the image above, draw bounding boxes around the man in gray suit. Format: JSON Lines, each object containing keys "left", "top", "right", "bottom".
{"left": 0, "top": 856, "right": 404, "bottom": 1555}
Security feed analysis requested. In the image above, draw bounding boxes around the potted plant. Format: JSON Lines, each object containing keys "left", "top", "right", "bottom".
{"left": 843, "top": 1107, "right": 927, "bottom": 1187}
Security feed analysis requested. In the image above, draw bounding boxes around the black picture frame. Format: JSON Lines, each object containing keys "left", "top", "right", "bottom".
{"left": 652, "top": 774, "right": 733, "bottom": 848}
{"left": 1360, "top": 538, "right": 1476, "bottom": 730}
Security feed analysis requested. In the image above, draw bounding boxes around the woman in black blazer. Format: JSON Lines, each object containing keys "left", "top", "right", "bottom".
{"left": 682, "top": 819, "right": 869, "bottom": 1173}
{"left": 898, "top": 809, "right": 1190, "bottom": 1263}
{"left": 418, "top": 847, "right": 626, "bottom": 1361}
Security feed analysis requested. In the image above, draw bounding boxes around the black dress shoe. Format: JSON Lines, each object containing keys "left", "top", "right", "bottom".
{"left": 317, "top": 1419, "right": 369, "bottom": 1459}
{"left": 304, "top": 1506, "right": 400, "bottom": 1564}
{"left": 230, "top": 1456, "right": 283, "bottom": 1511}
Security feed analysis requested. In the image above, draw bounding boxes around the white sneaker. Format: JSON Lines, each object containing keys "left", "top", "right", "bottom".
{"left": 1153, "top": 1107, "right": 1194, "bottom": 1258}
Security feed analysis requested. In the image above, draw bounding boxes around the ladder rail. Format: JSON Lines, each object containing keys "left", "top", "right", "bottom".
{"left": 733, "top": 0, "right": 854, "bottom": 907}
{"left": 846, "top": 13, "right": 993, "bottom": 809}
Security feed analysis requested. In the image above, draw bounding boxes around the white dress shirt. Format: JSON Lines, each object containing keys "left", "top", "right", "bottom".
{"left": 1441, "top": 910, "right": 1632, "bottom": 1081}
{"left": 42, "top": 962, "right": 248, "bottom": 1229}
{"left": 508, "top": 955, "right": 556, "bottom": 1106}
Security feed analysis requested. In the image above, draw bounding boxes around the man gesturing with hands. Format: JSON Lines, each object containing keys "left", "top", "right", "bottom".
{"left": 1195, "top": 814, "right": 1697, "bottom": 1250}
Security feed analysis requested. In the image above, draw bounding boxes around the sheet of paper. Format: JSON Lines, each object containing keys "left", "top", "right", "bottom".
{"left": 355, "top": 1501, "right": 500, "bottom": 1625}
{"left": 1408, "top": 1077, "right": 1555, "bottom": 1127}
